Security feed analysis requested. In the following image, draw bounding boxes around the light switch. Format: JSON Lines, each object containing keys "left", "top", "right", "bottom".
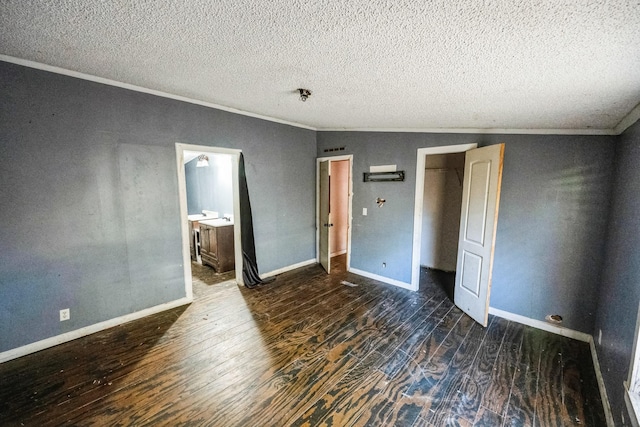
{"left": 362, "top": 208, "right": 368, "bottom": 216}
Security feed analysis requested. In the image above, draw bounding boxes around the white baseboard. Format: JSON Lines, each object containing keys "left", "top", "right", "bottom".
{"left": 260, "top": 258, "right": 316, "bottom": 279}
{"left": 348, "top": 268, "right": 415, "bottom": 291}
{"left": 0, "top": 297, "right": 192, "bottom": 364}
{"left": 489, "top": 307, "right": 615, "bottom": 427}
{"left": 590, "top": 340, "right": 615, "bottom": 427}
{"left": 488, "top": 307, "right": 591, "bottom": 342}
{"left": 1, "top": 258, "right": 314, "bottom": 363}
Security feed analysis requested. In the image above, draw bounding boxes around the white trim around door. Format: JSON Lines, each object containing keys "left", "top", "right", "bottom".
{"left": 175, "top": 143, "right": 244, "bottom": 294}
{"left": 410, "top": 143, "right": 478, "bottom": 290}
{"left": 315, "top": 155, "right": 354, "bottom": 272}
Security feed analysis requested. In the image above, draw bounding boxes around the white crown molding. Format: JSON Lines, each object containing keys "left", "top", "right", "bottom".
{"left": 2, "top": 55, "right": 635, "bottom": 136}
{"left": 615, "top": 102, "right": 640, "bottom": 135}
{"left": 0, "top": 55, "right": 316, "bottom": 131}
{"left": 318, "top": 126, "right": 618, "bottom": 135}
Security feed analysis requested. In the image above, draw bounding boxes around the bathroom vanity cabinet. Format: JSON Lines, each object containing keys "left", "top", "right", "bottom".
{"left": 199, "top": 221, "right": 235, "bottom": 273}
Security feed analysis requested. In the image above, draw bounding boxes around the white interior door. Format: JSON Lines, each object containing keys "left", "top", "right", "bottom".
{"left": 319, "top": 161, "right": 331, "bottom": 273}
{"left": 454, "top": 144, "right": 504, "bottom": 326}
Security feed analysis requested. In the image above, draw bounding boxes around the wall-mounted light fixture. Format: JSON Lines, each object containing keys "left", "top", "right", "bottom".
{"left": 298, "top": 88, "right": 312, "bottom": 102}
{"left": 363, "top": 171, "right": 405, "bottom": 182}
{"left": 196, "top": 154, "right": 209, "bottom": 167}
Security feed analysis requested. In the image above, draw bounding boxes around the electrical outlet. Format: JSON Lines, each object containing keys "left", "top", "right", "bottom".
{"left": 60, "top": 308, "right": 70, "bottom": 322}
{"left": 598, "top": 329, "right": 602, "bottom": 345}
{"left": 362, "top": 208, "right": 367, "bottom": 216}
{"left": 382, "top": 262, "right": 386, "bottom": 268}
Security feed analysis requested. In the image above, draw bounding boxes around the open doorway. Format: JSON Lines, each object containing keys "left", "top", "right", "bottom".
{"left": 411, "top": 144, "right": 477, "bottom": 290}
{"left": 412, "top": 143, "right": 504, "bottom": 327}
{"left": 184, "top": 151, "right": 235, "bottom": 290}
{"left": 420, "top": 152, "right": 466, "bottom": 300}
{"left": 317, "top": 155, "right": 353, "bottom": 274}
{"left": 175, "top": 144, "right": 243, "bottom": 300}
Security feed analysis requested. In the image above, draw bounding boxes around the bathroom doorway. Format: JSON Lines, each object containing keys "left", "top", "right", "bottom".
{"left": 317, "top": 155, "right": 353, "bottom": 274}
{"left": 175, "top": 144, "right": 243, "bottom": 300}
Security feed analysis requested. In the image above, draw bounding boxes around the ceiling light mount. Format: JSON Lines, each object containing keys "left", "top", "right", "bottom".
{"left": 297, "top": 88, "right": 311, "bottom": 102}
{"left": 196, "top": 154, "right": 209, "bottom": 167}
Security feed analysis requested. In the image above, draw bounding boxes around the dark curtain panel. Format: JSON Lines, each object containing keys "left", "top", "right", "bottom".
{"left": 239, "top": 153, "right": 274, "bottom": 288}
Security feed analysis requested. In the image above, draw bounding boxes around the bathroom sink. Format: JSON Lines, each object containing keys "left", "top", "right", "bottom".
{"left": 188, "top": 214, "right": 208, "bottom": 221}
{"left": 200, "top": 218, "right": 233, "bottom": 226}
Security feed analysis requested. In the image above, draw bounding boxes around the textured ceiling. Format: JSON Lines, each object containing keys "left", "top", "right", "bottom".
{"left": 1, "top": 1, "right": 640, "bottom": 132}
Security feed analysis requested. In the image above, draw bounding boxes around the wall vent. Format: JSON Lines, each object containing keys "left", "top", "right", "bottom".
{"left": 324, "top": 147, "right": 345, "bottom": 153}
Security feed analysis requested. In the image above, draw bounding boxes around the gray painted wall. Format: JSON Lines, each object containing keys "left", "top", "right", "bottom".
{"left": 317, "top": 132, "right": 616, "bottom": 333}
{"left": 185, "top": 155, "right": 234, "bottom": 216}
{"left": 594, "top": 120, "right": 640, "bottom": 426}
{"left": 0, "top": 61, "right": 316, "bottom": 352}
{"left": 3, "top": 60, "right": 637, "bottom": 425}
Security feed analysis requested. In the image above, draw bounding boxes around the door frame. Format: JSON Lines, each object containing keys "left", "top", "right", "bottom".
{"left": 410, "top": 143, "right": 477, "bottom": 290}
{"left": 175, "top": 143, "right": 244, "bottom": 299}
{"left": 316, "top": 155, "right": 354, "bottom": 271}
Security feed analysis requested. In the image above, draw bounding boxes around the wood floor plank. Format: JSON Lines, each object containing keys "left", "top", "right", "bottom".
{"left": 349, "top": 309, "right": 467, "bottom": 426}
{"left": 480, "top": 321, "right": 524, "bottom": 416}
{"left": 562, "top": 337, "right": 606, "bottom": 426}
{"left": 296, "top": 300, "right": 452, "bottom": 425}
{"left": 473, "top": 405, "right": 504, "bottom": 426}
{"left": 50, "top": 283, "right": 388, "bottom": 426}
{"left": 227, "top": 290, "right": 429, "bottom": 425}
{"left": 533, "top": 332, "right": 567, "bottom": 427}
{"left": 562, "top": 354, "right": 588, "bottom": 426}
{"left": 286, "top": 296, "right": 449, "bottom": 426}
{"left": 377, "top": 302, "right": 453, "bottom": 379}
{"left": 415, "top": 312, "right": 476, "bottom": 389}
{"left": 35, "top": 280, "right": 364, "bottom": 424}
{"left": 415, "top": 319, "right": 490, "bottom": 425}
{"left": 416, "top": 413, "right": 472, "bottom": 427}
{"left": 534, "top": 380, "right": 566, "bottom": 427}
{"left": 504, "top": 362, "right": 537, "bottom": 426}
{"left": 136, "top": 281, "right": 419, "bottom": 426}
{"left": 0, "top": 262, "right": 608, "bottom": 427}
{"left": 422, "top": 316, "right": 502, "bottom": 424}
{"left": 22, "top": 308, "right": 272, "bottom": 423}
{"left": 376, "top": 395, "right": 425, "bottom": 427}
{"left": 289, "top": 353, "right": 388, "bottom": 427}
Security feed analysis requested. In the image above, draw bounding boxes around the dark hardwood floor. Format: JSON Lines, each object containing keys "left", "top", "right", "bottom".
{"left": 0, "top": 256, "right": 606, "bottom": 426}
